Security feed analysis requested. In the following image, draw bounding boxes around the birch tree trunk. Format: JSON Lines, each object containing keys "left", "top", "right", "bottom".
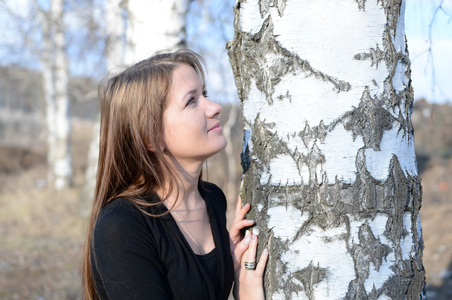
{"left": 41, "top": 0, "right": 72, "bottom": 190}
{"left": 124, "top": 0, "right": 189, "bottom": 65}
{"left": 42, "top": 7, "right": 56, "bottom": 187}
{"left": 82, "top": 0, "right": 125, "bottom": 212}
{"left": 227, "top": 0, "right": 425, "bottom": 299}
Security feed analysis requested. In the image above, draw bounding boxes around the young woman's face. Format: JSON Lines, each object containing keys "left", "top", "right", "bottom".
{"left": 161, "top": 64, "right": 227, "bottom": 163}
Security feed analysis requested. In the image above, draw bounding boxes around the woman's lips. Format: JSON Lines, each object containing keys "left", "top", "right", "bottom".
{"left": 208, "top": 122, "right": 222, "bottom": 132}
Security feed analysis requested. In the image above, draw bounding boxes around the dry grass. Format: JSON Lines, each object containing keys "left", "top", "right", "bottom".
{"left": 0, "top": 120, "right": 92, "bottom": 300}
{"left": 0, "top": 168, "right": 86, "bottom": 300}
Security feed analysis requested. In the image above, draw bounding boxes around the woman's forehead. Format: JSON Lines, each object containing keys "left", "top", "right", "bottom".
{"left": 171, "top": 65, "right": 204, "bottom": 92}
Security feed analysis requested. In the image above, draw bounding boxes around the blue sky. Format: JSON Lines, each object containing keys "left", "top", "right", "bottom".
{"left": 405, "top": 0, "right": 452, "bottom": 103}
{"left": 0, "top": 0, "right": 450, "bottom": 103}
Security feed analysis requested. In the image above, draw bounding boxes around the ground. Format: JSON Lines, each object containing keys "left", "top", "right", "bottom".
{"left": 418, "top": 156, "right": 452, "bottom": 299}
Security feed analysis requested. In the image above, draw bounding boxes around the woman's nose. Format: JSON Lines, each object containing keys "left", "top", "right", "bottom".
{"left": 205, "top": 98, "right": 222, "bottom": 118}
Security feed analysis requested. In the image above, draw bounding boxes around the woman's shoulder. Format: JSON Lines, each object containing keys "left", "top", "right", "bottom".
{"left": 98, "top": 198, "right": 140, "bottom": 221}
{"left": 93, "top": 198, "right": 167, "bottom": 249}
{"left": 91, "top": 198, "right": 163, "bottom": 270}
{"left": 95, "top": 198, "right": 145, "bottom": 235}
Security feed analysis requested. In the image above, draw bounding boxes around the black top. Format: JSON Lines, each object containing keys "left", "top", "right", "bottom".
{"left": 196, "top": 248, "right": 221, "bottom": 298}
{"left": 91, "top": 182, "right": 234, "bottom": 300}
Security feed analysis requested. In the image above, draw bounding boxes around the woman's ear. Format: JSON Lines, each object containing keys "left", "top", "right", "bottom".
{"left": 146, "top": 143, "right": 156, "bottom": 152}
{"left": 146, "top": 137, "right": 165, "bottom": 152}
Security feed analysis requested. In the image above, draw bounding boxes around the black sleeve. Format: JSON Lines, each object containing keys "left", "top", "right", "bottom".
{"left": 91, "top": 199, "right": 169, "bottom": 300}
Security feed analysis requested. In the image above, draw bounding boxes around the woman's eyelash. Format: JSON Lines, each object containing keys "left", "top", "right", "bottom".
{"left": 186, "top": 97, "right": 196, "bottom": 106}
{"left": 185, "top": 91, "right": 207, "bottom": 107}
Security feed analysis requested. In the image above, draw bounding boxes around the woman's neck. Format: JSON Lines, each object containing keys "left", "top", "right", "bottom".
{"left": 160, "top": 156, "right": 205, "bottom": 211}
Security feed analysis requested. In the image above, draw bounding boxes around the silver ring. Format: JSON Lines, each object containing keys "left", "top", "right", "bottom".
{"left": 244, "top": 261, "right": 257, "bottom": 270}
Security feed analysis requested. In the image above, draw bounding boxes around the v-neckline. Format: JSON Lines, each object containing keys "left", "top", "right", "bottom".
{"left": 149, "top": 182, "right": 226, "bottom": 299}
{"left": 155, "top": 184, "right": 219, "bottom": 257}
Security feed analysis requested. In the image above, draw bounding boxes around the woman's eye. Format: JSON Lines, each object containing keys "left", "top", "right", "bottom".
{"left": 202, "top": 90, "right": 208, "bottom": 98}
{"left": 186, "top": 97, "right": 196, "bottom": 107}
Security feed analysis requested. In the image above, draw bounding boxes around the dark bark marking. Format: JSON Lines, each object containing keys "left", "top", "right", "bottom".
{"left": 354, "top": 45, "right": 386, "bottom": 68}
{"left": 295, "top": 263, "right": 328, "bottom": 300}
{"left": 343, "top": 87, "right": 393, "bottom": 151}
{"left": 259, "top": 0, "right": 287, "bottom": 17}
{"left": 355, "top": 0, "right": 367, "bottom": 10}
{"left": 358, "top": 222, "right": 392, "bottom": 271}
{"left": 241, "top": 129, "right": 251, "bottom": 174}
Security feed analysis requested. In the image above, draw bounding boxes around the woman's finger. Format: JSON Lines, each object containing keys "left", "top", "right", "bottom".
{"left": 230, "top": 200, "right": 253, "bottom": 245}
{"left": 256, "top": 248, "right": 269, "bottom": 274}
{"left": 234, "top": 202, "right": 250, "bottom": 223}
{"left": 243, "top": 234, "right": 258, "bottom": 269}
{"left": 230, "top": 219, "right": 255, "bottom": 237}
{"left": 235, "top": 196, "right": 243, "bottom": 218}
{"left": 237, "top": 234, "right": 266, "bottom": 300}
{"left": 232, "top": 230, "right": 252, "bottom": 272}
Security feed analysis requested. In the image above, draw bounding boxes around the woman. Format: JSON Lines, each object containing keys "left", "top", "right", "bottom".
{"left": 82, "top": 49, "right": 268, "bottom": 299}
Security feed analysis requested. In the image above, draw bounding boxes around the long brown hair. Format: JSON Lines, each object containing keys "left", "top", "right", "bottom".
{"left": 82, "top": 49, "right": 207, "bottom": 299}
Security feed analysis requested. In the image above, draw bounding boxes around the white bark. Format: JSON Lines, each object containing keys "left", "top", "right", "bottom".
{"left": 52, "top": 0, "right": 72, "bottom": 190}
{"left": 106, "top": 0, "right": 126, "bottom": 71}
{"left": 228, "top": 0, "right": 425, "bottom": 299}
{"left": 41, "top": 0, "right": 72, "bottom": 190}
{"left": 42, "top": 9, "right": 56, "bottom": 185}
{"left": 125, "top": 0, "right": 188, "bottom": 64}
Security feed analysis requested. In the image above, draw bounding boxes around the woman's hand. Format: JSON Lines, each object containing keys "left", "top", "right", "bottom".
{"left": 235, "top": 233, "right": 269, "bottom": 300}
{"left": 229, "top": 197, "right": 269, "bottom": 299}
{"left": 229, "top": 197, "right": 255, "bottom": 273}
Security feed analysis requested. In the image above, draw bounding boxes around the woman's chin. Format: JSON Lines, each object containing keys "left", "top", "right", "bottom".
{"left": 206, "top": 139, "right": 228, "bottom": 159}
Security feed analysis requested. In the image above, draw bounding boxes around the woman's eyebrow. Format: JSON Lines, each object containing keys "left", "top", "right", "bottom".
{"left": 183, "top": 88, "right": 198, "bottom": 99}
{"left": 181, "top": 81, "right": 205, "bottom": 99}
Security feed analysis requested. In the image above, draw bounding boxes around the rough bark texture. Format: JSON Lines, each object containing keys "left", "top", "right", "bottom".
{"left": 227, "top": 0, "right": 425, "bottom": 299}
